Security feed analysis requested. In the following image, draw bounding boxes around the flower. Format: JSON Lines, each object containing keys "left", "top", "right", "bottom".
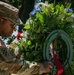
{"left": 71, "top": 13, "right": 74, "bottom": 18}
{"left": 30, "top": 6, "right": 42, "bottom": 16}
{"left": 66, "top": 8, "right": 73, "bottom": 12}
{"left": 30, "top": 8, "right": 36, "bottom": 15}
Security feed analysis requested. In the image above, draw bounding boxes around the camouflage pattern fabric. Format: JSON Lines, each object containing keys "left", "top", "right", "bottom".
{"left": 0, "top": 60, "right": 52, "bottom": 75}
{"left": 0, "top": 1, "right": 18, "bottom": 19}
{"left": 0, "top": 1, "right": 21, "bottom": 25}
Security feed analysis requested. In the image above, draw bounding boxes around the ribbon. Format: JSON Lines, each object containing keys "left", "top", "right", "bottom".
{"left": 16, "top": 32, "right": 21, "bottom": 40}
{"left": 52, "top": 41, "right": 64, "bottom": 75}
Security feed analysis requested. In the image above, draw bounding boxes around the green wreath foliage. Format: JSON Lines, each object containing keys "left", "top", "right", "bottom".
{"left": 17, "top": 4, "right": 74, "bottom": 62}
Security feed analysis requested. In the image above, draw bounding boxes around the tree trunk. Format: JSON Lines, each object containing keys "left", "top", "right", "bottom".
{"left": 19, "top": 0, "right": 35, "bottom": 23}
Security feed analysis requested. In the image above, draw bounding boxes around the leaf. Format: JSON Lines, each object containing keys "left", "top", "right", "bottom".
{"left": 20, "top": 41, "right": 24, "bottom": 47}
{"left": 48, "top": 4, "right": 54, "bottom": 10}
{"left": 36, "top": 12, "right": 44, "bottom": 25}
{"left": 66, "top": 12, "right": 73, "bottom": 16}
{"left": 24, "top": 25, "right": 30, "bottom": 30}
{"left": 65, "top": 17, "right": 73, "bottom": 22}
{"left": 65, "top": 3, "right": 71, "bottom": 8}
{"left": 60, "top": 5, "right": 66, "bottom": 14}
{"left": 27, "top": 40, "right": 31, "bottom": 45}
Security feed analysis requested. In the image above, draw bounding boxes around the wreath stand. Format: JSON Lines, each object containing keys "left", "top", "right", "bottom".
{"left": 43, "top": 29, "right": 73, "bottom": 75}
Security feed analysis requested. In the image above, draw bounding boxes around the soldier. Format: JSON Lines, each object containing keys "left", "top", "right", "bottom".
{"left": 0, "top": 1, "right": 52, "bottom": 75}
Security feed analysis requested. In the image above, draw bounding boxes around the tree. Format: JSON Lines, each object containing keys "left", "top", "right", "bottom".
{"left": 19, "top": 0, "right": 35, "bottom": 23}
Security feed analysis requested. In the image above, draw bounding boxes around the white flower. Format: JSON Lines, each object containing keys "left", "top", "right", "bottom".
{"left": 71, "top": 13, "right": 74, "bottom": 18}
{"left": 20, "top": 31, "right": 29, "bottom": 42}
{"left": 14, "top": 47, "right": 19, "bottom": 55}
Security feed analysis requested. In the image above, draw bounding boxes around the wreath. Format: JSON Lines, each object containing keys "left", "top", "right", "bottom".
{"left": 15, "top": 3, "right": 74, "bottom": 63}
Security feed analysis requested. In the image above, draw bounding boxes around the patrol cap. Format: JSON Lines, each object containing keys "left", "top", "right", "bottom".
{"left": 0, "top": 1, "right": 22, "bottom": 25}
